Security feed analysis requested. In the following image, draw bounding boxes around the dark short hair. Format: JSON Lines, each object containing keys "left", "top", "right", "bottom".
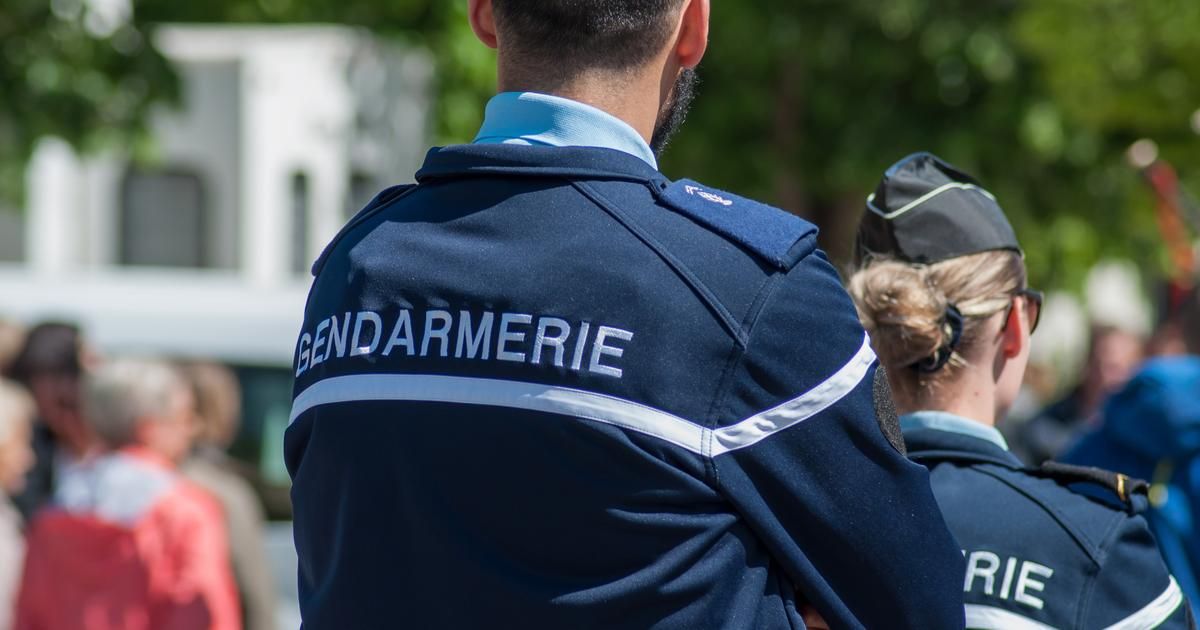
{"left": 6, "top": 322, "right": 83, "bottom": 385}
{"left": 492, "top": 0, "right": 685, "bottom": 71}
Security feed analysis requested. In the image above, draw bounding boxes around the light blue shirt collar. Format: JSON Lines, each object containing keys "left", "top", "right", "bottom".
{"left": 900, "top": 411, "right": 1010, "bottom": 451}
{"left": 473, "top": 92, "right": 658, "bottom": 169}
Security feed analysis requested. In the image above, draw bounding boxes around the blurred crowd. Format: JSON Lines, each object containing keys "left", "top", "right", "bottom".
{"left": 1005, "top": 322, "right": 1146, "bottom": 466}
{"left": 1002, "top": 281, "right": 1174, "bottom": 466}
{"left": 0, "top": 320, "right": 276, "bottom": 630}
{"left": 997, "top": 276, "right": 1200, "bottom": 606}
{"left": 3, "top": 277, "right": 1200, "bottom": 628}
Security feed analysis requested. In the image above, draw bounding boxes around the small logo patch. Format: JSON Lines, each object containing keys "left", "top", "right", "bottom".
{"left": 685, "top": 185, "right": 733, "bottom": 207}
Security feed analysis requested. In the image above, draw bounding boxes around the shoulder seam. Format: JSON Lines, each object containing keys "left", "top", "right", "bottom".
{"left": 973, "top": 464, "right": 1108, "bottom": 565}
{"left": 706, "top": 269, "right": 791, "bottom": 488}
{"left": 573, "top": 180, "right": 750, "bottom": 347}
{"left": 703, "top": 341, "right": 743, "bottom": 483}
{"left": 1076, "top": 512, "right": 1129, "bottom": 629}
{"left": 311, "top": 184, "right": 421, "bottom": 277}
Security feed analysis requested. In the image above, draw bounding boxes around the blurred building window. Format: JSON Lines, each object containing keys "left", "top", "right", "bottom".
{"left": 230, "top": 364, "right": 295, "bottom": 520}
{"left": 121, "top": 169, "right": 207, "bottom": 268}
{"left": 0, "top": 210, "right": 24, "bottom": 262}
{"left": 291, "top": 172, "right": 310, "bottom": 275}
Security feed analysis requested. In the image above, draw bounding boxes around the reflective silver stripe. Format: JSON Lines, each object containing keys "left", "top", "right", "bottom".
{"left": 1103, "top": 577, "right": 1184, "bottom": 630}
{"left": 867, "top": 182, "right": 996, "bottom": 220}
{"left": 710, "top": 334, "right": 875, "bottom": 456}
{"left": 289, "top": 332, "right": 875, "bottom": 457}
{"left": 289, "top": 374, "right": 708, "bottom": 454}
{"left": 963, "top": 604, "right": 1058, "bottom": 630}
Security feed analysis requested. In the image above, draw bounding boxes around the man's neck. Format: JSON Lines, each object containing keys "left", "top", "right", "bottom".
{"left": 497, "top": 66, "right": 665, "bottom": 145}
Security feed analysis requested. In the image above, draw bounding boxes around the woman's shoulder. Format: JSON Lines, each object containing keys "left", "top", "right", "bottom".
{"left": 971, "top": 462, "right": 1188, "bottom": 627}
{"left": 909, "top": 426, "right": 1155, "bottom": 561}
{"left": 945, "top": 459, "right": 1151, "bottom": 559}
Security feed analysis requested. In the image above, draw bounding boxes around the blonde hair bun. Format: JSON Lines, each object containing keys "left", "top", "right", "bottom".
{"left": 849, "top": 251, "right": 1026, "bottom": 382}
{"left": 850, "top": 260, "right": 953, "bottom": 370}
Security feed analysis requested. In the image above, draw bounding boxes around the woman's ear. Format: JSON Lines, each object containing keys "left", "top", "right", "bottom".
{"left": 469, "top": 0, "right": 499, "bottom": 50}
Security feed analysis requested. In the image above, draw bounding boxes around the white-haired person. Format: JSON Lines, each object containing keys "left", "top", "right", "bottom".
{"left": 15, "top": 358, "right": 240, "bottom": 630}
{"left": 0, "top": 380, "right": 35, "bottom": 630}
{"left": 848, "top": 153, "right": 1190, "bottom": 629}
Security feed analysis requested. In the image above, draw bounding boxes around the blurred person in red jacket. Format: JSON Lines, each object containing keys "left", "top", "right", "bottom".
{"left": 15, "top": 358, "right": 241, "bottom": 630}
{"left": 0, "top": 380, "right": 36, "bottom": 630}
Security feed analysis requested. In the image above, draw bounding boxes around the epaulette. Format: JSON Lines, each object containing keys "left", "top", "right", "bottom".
{"left": 653, "top": 179, "right": 819, "bottom": 271}
{"left": 311, "top": 184, "right": 419, "bottom": 276}
{"left": 1032, "top": 461, "right": 1150, "bottom": 511}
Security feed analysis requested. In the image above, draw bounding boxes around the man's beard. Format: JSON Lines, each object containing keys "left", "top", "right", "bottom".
{"left": 650, "top": 68, "right": 699, "bottom": 156}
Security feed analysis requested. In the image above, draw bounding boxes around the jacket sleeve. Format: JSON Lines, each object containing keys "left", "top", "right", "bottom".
{"left": 710, "top": 251, "right": 966, "bottom": 630}
{"left": 154, "top": 488, "right": 243, "bottom": 630}
{"left": 1084, "top": 512, "right": 1194, "bottom": 629}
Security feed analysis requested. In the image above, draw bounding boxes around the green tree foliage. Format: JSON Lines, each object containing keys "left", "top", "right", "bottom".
{"left": 0, "top": 0, "right": 176, "bottom": 205}
{"left": 4, "top": 0, "right": 1199, "bottom": 290}
{"left": 667, "top": 0, "right": 1200, "bottom": 288}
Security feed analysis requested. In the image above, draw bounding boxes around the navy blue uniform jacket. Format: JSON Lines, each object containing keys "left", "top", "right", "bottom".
{"left": 908, "top": 426, "right": 1193, "bottom": 629}
{"left": 286, "top": 144, "right": 966, "bottom": 629}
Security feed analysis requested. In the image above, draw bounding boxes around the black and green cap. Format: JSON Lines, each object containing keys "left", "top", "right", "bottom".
{"left": 855, "top": 152, "right": 1021, "bottom": 265}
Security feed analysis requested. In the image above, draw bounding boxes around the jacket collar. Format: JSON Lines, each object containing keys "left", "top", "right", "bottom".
{"left": 473, "top": 92, "right": 659, "bottom": 169}
{"left": 904, "top": 423, "right": 1025, "bottom": 470}
{"left": 900, "top": 411, "right": 1009, "bottom": 451}
{"left": 415, "top": 144, "right": 668, "bottom": 186}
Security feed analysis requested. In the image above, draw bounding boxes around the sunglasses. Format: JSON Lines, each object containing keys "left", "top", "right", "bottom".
{"left": 1002, "top": 288, "right": 1044, "bottom": 334}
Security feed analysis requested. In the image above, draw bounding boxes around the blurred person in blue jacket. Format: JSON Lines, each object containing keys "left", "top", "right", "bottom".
{"left": 851, "top": 152, "right": 1192, "bottom": 629}
{"left": 1064, "top": 326, "right": 1200, "bottom": 609}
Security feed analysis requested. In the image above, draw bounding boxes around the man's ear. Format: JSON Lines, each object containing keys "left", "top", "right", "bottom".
{"left": 469, "top": 0, "right": 499, "bottom": 50}
{"left": 674, "top": 0, "right": 709, "bottom": 69}
{"left": 1002, "top": 304, "right": 1024, "bottom": 359}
